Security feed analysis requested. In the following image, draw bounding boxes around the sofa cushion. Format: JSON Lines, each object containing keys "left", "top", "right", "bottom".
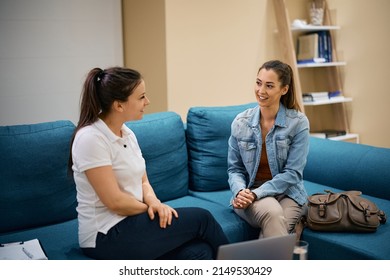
{"left": 126, "top": 112, "right": 188, "bottom": 202}
{"left": 0, "top": 218, "right": 90, "bottom": 260}
{"left": 0, "top": 121, "right": 77, "bottom": 233}
{"left": 303, "top": 181, "right": 390, "bottom": 259}
{"left": 166, "top": 195, "right": 259, "bottom": 243}
{"left": 186, "top": 103, "right": 257, "bottom": 192}
{"left": 189, "top": 189, "right": 232, "bottom": 207}
{"left": 304, "top": 137, "right": 390, "bottom": 200}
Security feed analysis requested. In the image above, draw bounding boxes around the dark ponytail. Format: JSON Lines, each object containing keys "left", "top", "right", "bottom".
{"left": 68, "top": 67, "right": 142, "bottom": 174}
{"left": 78, "top": 67, "right": 103, "bottom": 129}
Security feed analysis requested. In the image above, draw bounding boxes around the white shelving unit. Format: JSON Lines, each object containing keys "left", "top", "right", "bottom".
{"left": 297, "top": 61, "right": 346, "bottom": 68}
{"left": 311, "top": 133, "right": 360, "bottom": 143}
{"left": 291, "top": 25, "right": 340, "bottom": 32}
{"left": 273, "top": 0, "right": 359, "bottom": 143}
{"left": 303, "top": 96, "right": 352, "bottom": 106}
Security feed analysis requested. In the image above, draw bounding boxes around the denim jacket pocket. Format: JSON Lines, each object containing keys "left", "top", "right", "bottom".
{"left": 238, "top": 140, "right": 257, "bottom": 164}
{"left": 276, "top": 138, "right": 290, "bottom": 161}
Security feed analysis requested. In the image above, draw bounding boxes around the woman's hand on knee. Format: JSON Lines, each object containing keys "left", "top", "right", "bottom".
{"left": 233, "top": 189, "right": 256, "bottom": 209}
{"left": 147, "top": 202, "right": 178, "bottom": 228}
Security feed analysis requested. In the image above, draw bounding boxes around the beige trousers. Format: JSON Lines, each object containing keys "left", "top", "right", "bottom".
{"left": 234, "top": 195, "right": 302, "bottom": 238}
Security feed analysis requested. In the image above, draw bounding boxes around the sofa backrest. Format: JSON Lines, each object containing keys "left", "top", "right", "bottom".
{"left": 304, "top": 137, "right": 390, "bottom": 200}
{"left": 186, "top": 103, "right": 257, "bottom": 192}
{"left": 0, "top": 120, "right": 77, "bottom": 233}
{"left": 126, "top": 111, "right": 189, "bottom": 201}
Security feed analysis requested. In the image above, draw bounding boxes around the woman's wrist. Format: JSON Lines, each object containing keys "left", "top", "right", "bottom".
{"left": 250, "top": 191, "right": 257, "bottom": 201}
{"left": 144, "top": 196, "right": 161, "bottom": 207}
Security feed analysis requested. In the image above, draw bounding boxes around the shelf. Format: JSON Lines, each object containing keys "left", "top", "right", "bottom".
{"left": 297, "top": 61, "right": 346, "bottom": 68}
{"left": 273, "top": 0, "right": 358, "bottom": 143}
{"left": 331, "top": 133, "right": 359, "bottom": 143}
{"left": 303, "top": 97, "right": 352, "bottom": 106}
{"left": 311, "top": 133, "right": 360, "bottom": 143}
{"left": 291, "top": 25, "right": 340, "bottom": 32}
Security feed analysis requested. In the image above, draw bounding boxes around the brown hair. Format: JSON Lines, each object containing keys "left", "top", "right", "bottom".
{"left": 258, "top": 60, "right": 302, "bottom": 112}
{"left": 68, "top": 67, "right": 142, "bottom": 173}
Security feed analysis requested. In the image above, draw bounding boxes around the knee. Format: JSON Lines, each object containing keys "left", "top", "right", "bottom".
{"left": 188, "top": 207, "right": 214, "bottom": 221}
{"left": 179, "top": 241, "right": 213, "bottom": 260}
{"left": 262, "top": 207, "right": 285, "bottom": 220}
{"left": 176, "top": 207, "right": 217, "bottom": 225}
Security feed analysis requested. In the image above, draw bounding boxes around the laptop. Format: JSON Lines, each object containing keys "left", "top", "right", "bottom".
{"left": 217, "top": 233, "right": 296, "bottom": 260}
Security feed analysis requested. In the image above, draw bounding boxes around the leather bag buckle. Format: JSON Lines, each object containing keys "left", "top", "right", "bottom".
{"left": 318, "top": 204, "right": 326, "bottom": 217}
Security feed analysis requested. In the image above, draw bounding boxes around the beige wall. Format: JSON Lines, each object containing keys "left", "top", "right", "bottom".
{"left": 123, "top": 0, "right": 390, "bottom": 148}
{"left": 328, "top": 0, "right": 390, "bottom": 148}
{"left": 164, "top": 0, "right": 277, "bottom": 116}
{"left": 122, "top": 0, "right": 168, "bottom": 113}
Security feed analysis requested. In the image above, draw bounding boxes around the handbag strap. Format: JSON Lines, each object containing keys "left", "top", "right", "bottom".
{"left": 295, "top": 215, "right": 307, "bottom": 241}
{"left": 325, "top": 189, "right": 362, "bottom": 196}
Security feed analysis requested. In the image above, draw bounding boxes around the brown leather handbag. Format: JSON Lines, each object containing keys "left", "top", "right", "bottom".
{"left": 306, "top": 190, "right": 387, "bottom": 232}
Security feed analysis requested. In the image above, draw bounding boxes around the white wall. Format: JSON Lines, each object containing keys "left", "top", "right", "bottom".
{"left": 0, "top": 0, "right": 123, "bottom": 125}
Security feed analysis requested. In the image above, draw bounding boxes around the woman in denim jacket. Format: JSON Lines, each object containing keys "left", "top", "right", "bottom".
{"left": 228, "top": 60, "right": 309, "bottom": 238}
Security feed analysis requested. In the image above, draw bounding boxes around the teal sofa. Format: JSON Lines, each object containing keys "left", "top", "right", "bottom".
{"left": 1, "top": 103, "right": 389, "bottom": 260}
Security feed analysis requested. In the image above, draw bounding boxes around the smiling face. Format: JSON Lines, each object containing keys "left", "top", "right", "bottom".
{"left": 255, "top": 68, "right": 288, "bottom": 110}
{"left": 120, "top": 79, "right": 150, "bottom": 121}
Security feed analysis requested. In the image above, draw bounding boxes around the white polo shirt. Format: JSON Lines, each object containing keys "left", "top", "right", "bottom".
{"left": 72, "top": 118, "right": 145, "bottom": 248}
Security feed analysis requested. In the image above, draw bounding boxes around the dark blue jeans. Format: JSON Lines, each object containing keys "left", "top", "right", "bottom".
{"left": 82, "top": 207, "right": 229, "bottom": 260}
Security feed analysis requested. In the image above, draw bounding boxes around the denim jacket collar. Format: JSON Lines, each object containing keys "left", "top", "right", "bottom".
{"left": 249, "top": 103, "right": 287, "bottom": 129}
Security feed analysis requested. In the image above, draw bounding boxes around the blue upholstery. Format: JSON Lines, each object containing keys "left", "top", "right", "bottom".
{"left": 0, "top": 219, "right": 88, "bottom": 260}
{"left": 305, "top": 137, "right": 390, "bottom": 200}
{"left": 189, "top": 189, "right": 233, "bottom": 207}
{"left": 186, "top": 103, "right": 257, "bottom": 191}
{"left": 126, "top": 112, "right": 189, "bottom": 202}
{"left": 1, "top": 106, "right": 389, "bottom": 260}
{"left": 0, "top": 121, "right": 77, "bottom": 233}
{"left": 165, "top": 196, "right": 258, "bottom": 243}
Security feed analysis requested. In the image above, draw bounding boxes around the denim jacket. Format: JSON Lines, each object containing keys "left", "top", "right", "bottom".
{"left": 227, "top": 104, "right": 309, "bottom": 206}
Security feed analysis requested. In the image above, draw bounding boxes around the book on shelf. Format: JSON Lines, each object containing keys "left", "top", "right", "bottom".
{"left": 310, "top": 130, "right": 346, "bottom": 139}
{"left": 297, "top": 58, "right": 326, "bottom": 64}
{"left": 317, "top": 30, "right": 332, "bottom": 62}
{"left": 297, "top": 33, "right": 319, "bottom": 63}
{"left": 0, "top": 238, "right": 48, "bottom": 260}
{"left": 297, "top": 30, "right": 332, "bottom": 64}
{"left": 303, "top": 91, "right": 342, "bottom": 102}
{"left": 328, "top": 90, "right": 341, "bottom": 98}
{"left": 303, "top": 91, "right": 328, "bottom": 102}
